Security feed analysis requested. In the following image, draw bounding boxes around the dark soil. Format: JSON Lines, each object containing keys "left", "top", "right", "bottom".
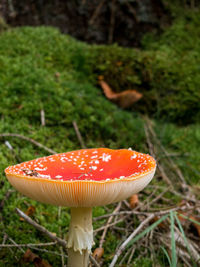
{"left": 0, "top": 0, "right": 170, "bottom": 47}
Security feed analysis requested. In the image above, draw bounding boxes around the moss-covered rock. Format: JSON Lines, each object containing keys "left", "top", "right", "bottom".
{"left": 0, "top": 25, "right": 199, "bottom": 184}
{"left": 88, "top": 11, "right": 200, "bottom": 124}
{"left": 0, "top": 24, "right": 200, "bottom": 267}
{"left": 1, "top": 15, "right": 200, "bottom": 124}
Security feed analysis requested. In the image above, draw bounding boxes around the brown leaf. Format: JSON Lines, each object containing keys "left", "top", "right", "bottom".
{"left": 93, "top": 247, "right": 104, "bottom": 261}
{"left": 98, "top": 75, "right": 104, "bottom": 81}
{"left": 129, "top": 194, "right": 139, "bottom": 209}
{"left": 34, "top": 258, "right": 52, "bottom": 267}
{"left": 20, "top": 206, "right": 36, "bottom": 221}
{"left": 151, "top": 216, "right": 168, "bottom": 230}
{"left": 178, "top": 212, "right": 200, "bottom": 237}
{"left": 17, "top": 105, "right": 24, "bottom": 110}
{"left": 116, "top": 61, "right": 123, "bottom": 67}
{"left": 189, "top": 216, "right": 200, "bottom": 237}
{"left": 99, "top": 80, "right": 142, "bottom": 108}
{"left": 22, "top": 249, "right": 38, "bottom": 262}
{"left": 54, "top": 72, "right": 60, "bottom": 79}
{"left": 177, "top": 212, "right": 188, "bottom": 224}
{"left": 22, "top": 249, "right": 52, "bottom": 267}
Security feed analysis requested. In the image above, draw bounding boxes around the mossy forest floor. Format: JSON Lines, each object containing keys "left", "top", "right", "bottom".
{"left": 0, "top": 8, "right": 200, "bottom": 266}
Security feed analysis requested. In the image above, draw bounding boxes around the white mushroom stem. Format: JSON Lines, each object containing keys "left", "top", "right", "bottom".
{"left": 67, "top": 207, "right": 93, "bottom": 267}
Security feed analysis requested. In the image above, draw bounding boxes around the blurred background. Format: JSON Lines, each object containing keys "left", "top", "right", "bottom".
{"left": 0, "top": 1, "right": 200, "bottom": 266}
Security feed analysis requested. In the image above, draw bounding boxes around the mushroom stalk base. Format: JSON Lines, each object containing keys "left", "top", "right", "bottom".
{"left": 67, "top": 207, "right": 93, "bottom": 267}
{"left": 68, "top": 248, "right": 89, "bottom": 267}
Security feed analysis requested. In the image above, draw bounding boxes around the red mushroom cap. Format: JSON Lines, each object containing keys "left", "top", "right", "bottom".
{"left": 5, "top": 148, "right": 156, "bottom": 207}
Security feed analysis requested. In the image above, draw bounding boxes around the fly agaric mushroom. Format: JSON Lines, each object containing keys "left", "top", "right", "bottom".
{"left": 5, "top": 148, "right": 156, "bottom": 267}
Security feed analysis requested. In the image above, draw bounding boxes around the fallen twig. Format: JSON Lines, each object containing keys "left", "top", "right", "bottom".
{"left": 0, "top": 189, "right": 15, "bottom": 212}
{"left": 0, "top": 234, "right": 8, "bottom": 252}
{"left": 4, "top": 140, "right": 21, "bottom": 162}
{"left": 94, "top": 216, "right": 127, "bottom": 233}
{"left": 145, "top": 117, "right": 187, "bottom": 186}
{"left": 72, "top": 121, "right": 86, "bottom": 149}
{"left": 40, "top": 109, "right": 46, "bottom": 126}
{"left": 108, "top": 0, "right": 116, "bottom": 44}
{"left": 16, "top": 208, "right": 100, "bottom": 267}
{"left": 58, "top": 206, "right": 65, "bottom": 267}
{"left": 8, "top": 235, "right": 25, "bottom": 253}
{"left": 24, "top": 247, "right": 68, "bottom": 258}
{"left": 127, "top": 246, "right": 136, "bottom": 265}
{"left": 109, "top": 214, "right": 154, "bottom": 267}
{"left": 94, "top": 205, "right": 188, "bottom": 221}
{"left": 144, "top": 124, "right": 173, "bottom": 187}
{"left": 142, "top": 186, "right": 170, "bottom": 211}
{"left": 125, "top": 0, "right": 138, "bottom": 22}
{"left": 99, "top": 202, "right": 121, "bottom": 248}
{"left": 0, "top": 133, "right": 57, "bottom": 154}
{"left": 2, "top": 233, "right": 20, "bottom": 261}
{"left": 0, "top": 242, "right": 56, "bottom": 248}
{"left": 16, "top": 208, "right": 67, "bottom": 248}
{"left": 89, "top": 0, "right": 106, "bottom": 25}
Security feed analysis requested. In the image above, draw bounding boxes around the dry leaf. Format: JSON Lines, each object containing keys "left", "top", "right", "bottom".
{"left": 99, "top": 80, "right": 142, "bottom": 108}
{"left": 116, "top": 61, "right": 123, "bottom": 66}
{"left": 93, "top": 247, "right": 104, "bottom": 261}
{"left": 98, "top": 75, "right": 104, "bottom": 81}
{"left": 22, "top": 249, "right": 37, "bottom": 262}
{"left": 178, "top": 212, "right": 200, "bottom": 237}
{"left": 22, "top": 249, "right": 52, "bottom": 267}
{"left": 129, "top": 194, "right": 139, "bottom": 209}
{"left": 20, "top": 206, "right": 36, "bottom": 221}
{"left": 151, "top": 216, "right": 168, "bottom": 230}
{"left": 17, "top": 105, "right": 24, "bottom": 110}
{"left": 177, "top": 212, "right": 188, "bottom": 223}
{"left": 54, "top": 72, "right": 60, "bottom": 79}
{"left": 189, "top": 215, "right": 200, "bottom": 237}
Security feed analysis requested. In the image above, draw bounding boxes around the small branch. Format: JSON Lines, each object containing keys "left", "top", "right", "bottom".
{"left": 24, "top": 246, "right": 68, "bottom": 258}
{"left": 0, "top": 189, "right": 15, "bottom": 212}
{"left": 89, "top": 0, "right": 106, "bottom": 25}
{"left": 0, "top": 242, "right": 56, "bottom": 248}
{"left": 99, "top": 202, "right": 121, "bottom": 248}
{"left": 15, "top": 208, "right": 67, "bottom": 248}
{"left": 5, "top": 140, "right": 21, "bottom": 162}
{"left": 142, "top": 186, "right": 170, "bottom": 210}
{"left": 145, "top": 117, "right": 187, "bottom": 185}
{"left": 109, "top": 214, "right": 154, "bottom": 267}
{"left": 108, "top": 0, "right": 116, "bottom": 44}
{"left": 144, "top": 124, "right": 173, "bottom": 187}
{"left": 8, "top": 235, "right": 25, "bottom": 253}
{"left": 72, "top": 121, "right": 86, "bottom": 149}
{"left": 7, "top": 0, "right": 16, "bottom": 16}
{"left": 0, "top": 133, "right": 57, "bottom": 155}
{"left": 0, "top": 234, "right": 23, "bottom": 262}
{"left": 127, "top": 246, "right": 136, "bottom": 265}
{"left": 15, "top": 208, "right": 100, "bottom": 267}
{"left": 94, "top": 217, "right": 127, "bottom": 233}
{"left": 0, "top": 234, "right": 8, "bottom": 251}
{"left": 125, "top": 1, "right": 138, "bottom": 23}
{"left": 58, "top": 206, "right": 65, "bottom": 267}
{"left": 94, "top": 205, "right": 189, "bottom": 221}
{"left": 40, "top": 109, "right": 46, "bottom": 127}
{"left": 89, "top": 255, "right": 101, "bottom": 267}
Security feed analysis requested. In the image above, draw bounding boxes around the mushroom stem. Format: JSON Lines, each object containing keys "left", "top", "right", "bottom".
{"left": 67, "top": 207, "right": 93, "bottom": 267}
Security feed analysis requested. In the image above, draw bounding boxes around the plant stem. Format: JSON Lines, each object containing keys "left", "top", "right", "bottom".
{"left": 67, "top": 207, "right": 93, "bottom": 267}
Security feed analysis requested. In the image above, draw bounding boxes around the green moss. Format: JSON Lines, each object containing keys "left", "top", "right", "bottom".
{"left": 87, "top": 9, "right": 200, "bottom": 124}
{"left": 0, "top": 23, "right": 199, "bottom": 266}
